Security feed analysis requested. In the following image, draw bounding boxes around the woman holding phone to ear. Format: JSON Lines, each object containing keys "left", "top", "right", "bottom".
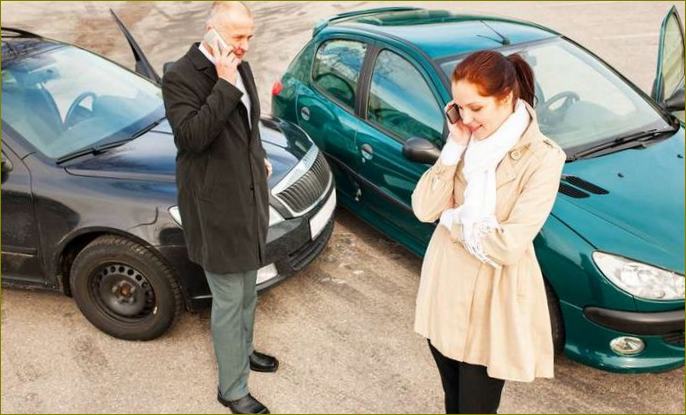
{"left": 411, "top": 50, "right": 565, "bottom": 414}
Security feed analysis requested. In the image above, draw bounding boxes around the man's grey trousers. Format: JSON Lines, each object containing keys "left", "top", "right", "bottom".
{"left": 204, "top": 269, "right": 257, "bottom": 401}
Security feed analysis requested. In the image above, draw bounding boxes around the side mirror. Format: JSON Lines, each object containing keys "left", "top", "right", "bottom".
{"left": 403, "top": 137, "right": 440, "bottom": 164}
{"left": 1, "top": 154, "right": 13, "bottom": 183}
{"left": 662, "top": 86, "right": 685, "bottom": 112}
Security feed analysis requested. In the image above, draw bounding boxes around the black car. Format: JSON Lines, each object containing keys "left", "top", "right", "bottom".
{"left": 1, "top": 19, "right": 336, "bottom": 340}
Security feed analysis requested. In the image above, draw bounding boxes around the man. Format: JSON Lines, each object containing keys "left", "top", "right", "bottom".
{"left": 162, "top": 2, "right": 276, "bottom": 413}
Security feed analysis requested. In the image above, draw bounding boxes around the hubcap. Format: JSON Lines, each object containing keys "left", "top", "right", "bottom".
{"left": 91, "top": 264, "right": 156, "bottom": 319}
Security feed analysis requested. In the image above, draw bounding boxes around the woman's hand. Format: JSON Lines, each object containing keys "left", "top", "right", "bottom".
{"left": 444, "top": 101, "right": 471, "bottom": 146}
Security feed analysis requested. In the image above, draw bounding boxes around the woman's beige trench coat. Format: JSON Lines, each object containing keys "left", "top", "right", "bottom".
{"left": 412, "top": 104, "right": 565, "bottom": 382}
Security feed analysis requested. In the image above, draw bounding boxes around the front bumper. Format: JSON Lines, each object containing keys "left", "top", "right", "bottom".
{"left": 561, "top": 301, "right": 684, "bottom": 373}
{"left": 157, "top": 186, "right": 336, "bottom": 311}
{"left": 584, "top": 307, "right": 685, "bottom": 336}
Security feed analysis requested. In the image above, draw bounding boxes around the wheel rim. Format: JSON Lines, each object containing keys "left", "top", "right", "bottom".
{"left": 90, "top": 263, "right": 156, "bottom": 321}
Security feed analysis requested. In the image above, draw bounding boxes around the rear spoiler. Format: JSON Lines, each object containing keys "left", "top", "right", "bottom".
{"left": 312, "top": 6, "right": 422, "bottom": 36}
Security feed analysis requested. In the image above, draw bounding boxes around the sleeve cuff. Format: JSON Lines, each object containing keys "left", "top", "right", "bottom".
{"left": 216, "top": 78, "right": 244, "bottom": 102}
{"left": 440, "top": 138, "right": 467, "bottom": 166}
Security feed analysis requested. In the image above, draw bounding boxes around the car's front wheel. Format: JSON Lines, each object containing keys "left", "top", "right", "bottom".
{"left": 70, "top": 235, "right": 183, "bottom": 340}
{"left": 544, "top": 279, "right": 565, "bottom": 354}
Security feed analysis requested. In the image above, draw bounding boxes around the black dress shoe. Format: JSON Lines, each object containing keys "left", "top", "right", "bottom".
{"left": 217, "top": 392, "right": 270, "bottom": 414}
{"left": 249, "top": 351, "right": 279, "bottom": 373}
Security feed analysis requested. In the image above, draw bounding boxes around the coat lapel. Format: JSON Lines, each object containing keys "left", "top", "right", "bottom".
{"left": 495, "top": 156, "right": 517, "bottom": 189}
{"left": 188, "top": 43, "right": 218, "bottom": 84}
{"left": 238, "top": 62, "right": 261, "bottom": 133}
{"left": 497, "top": 102, "right": 542, "bottom": 188}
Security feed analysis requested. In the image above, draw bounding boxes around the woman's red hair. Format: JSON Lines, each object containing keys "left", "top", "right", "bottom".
{"left": 452, "top": 50, "right": 535, "bottom": 107}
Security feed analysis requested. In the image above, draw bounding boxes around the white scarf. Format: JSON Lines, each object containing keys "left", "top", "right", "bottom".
{"left": 454, "top": 99, "right": 530, "bottom": 267}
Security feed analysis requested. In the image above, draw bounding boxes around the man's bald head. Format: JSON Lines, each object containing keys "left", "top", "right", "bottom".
{"left": 207, "top": 1, "right": 252, "bottom": 26}
{"left": 204, "top": 1, "right": 254, "bottom": 60}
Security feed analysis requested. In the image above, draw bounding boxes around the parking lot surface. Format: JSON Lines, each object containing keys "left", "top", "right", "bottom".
{"left": 1, "top": 1, "right": 684, "bottom": 413}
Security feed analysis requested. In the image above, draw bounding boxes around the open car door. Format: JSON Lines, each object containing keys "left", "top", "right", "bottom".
{"left": 651, "top": 5, "right": 685, "bottom": 121}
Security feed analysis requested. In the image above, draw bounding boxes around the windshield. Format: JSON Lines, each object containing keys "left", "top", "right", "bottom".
{"left": 2, "top": 45, "right": 164, "bottom": 159}
{"left": 439, "top": 38, "right": 673, "bottom": 151}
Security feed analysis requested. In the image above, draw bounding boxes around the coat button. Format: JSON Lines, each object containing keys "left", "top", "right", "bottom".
{"left": 510, "top": 149, "right": 521, "bottom": 160}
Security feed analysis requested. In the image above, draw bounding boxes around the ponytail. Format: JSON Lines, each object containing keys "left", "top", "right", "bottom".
{"left": 507, "top": 53, "right": 536, "bottom": 107}
{"left": 452, "top": 50, "right": 537, "bottom": 107}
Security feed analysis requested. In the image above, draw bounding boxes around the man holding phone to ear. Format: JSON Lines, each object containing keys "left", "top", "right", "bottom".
{"left": 162, "top": 2, "right": 275, "bottom": 413}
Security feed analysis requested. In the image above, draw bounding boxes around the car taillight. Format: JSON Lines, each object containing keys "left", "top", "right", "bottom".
{"left": 272, "top": 80, "right": 283, "bottom": 96}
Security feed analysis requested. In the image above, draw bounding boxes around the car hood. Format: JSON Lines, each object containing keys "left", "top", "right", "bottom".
{"left": 552, "top": 129, "right": 684, "bottom": 273}
{"left": 64, "top": 117, "right": 314, "bottom": 189}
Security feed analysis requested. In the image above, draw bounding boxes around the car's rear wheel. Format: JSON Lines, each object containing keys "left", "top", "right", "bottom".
{"left": 69, "top": 235, "right": 183, "bottom": 340}
{"left": 544, "top": 279, "right": 565, "bottom": 354}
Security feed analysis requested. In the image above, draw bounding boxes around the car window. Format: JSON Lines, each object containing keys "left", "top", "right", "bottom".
{"left": 288, "top": 40, "right": 316, "bottom": 83}
{"left": 439, "top": 39, "right": 671, "bottom": 151}
{"left": 661, "top": 12, "right": 685, "bottom": 99}
{"left": 2, "top": 46, "right": 163, "bottom": 159}
{"left": 312, "top": 39, "right": 366, "bottom": 110}
{"left": 367, "top": 50, "right": 443, "bottom": 143}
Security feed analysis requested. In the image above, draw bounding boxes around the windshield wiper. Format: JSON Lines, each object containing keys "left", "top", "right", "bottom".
{"left": 129, "top": 116, "right": 164, "bottom": 139}
{"left": 479, "top": 21, "right": 511, "bottom": 45}
{"left": 56, "top": 139, "right": 132, "bottom": 164}
{"left": 568, "top": 127, "right": 677, "bottom": 161}
{"left": 56, "top": 117, "right": 165, "bottom": 164}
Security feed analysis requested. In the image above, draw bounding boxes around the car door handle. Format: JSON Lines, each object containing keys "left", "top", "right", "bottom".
{"left": 1, "top": 156, "right": 12, "bottom": 174}
{"left": 1, "top": 155, "right": 13, "bottom": 183}
{"left": 300, "top": 106, "right": 311, "bottom": 121}
{"left": 360, "top": 144, "right": 374, "bottom": 162}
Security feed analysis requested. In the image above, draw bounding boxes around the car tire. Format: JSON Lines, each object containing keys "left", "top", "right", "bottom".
{"left": 544, "top": 280, "right": 565, "bottom": 355}
{"left": 69, "top": 235, "right": 183, "bottom": 340}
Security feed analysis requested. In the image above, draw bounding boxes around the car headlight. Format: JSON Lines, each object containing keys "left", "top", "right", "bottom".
{"left": 169, "top": 206, "right": 182, "bottom": 227}
{"left": 593, "top": 252, "right": 685, "bottom": 300}
{"left": 269, "top": 206, "right": 284, "bottom": 226}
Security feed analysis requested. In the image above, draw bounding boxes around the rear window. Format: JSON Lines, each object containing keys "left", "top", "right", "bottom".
{"left": 312, "top": 39, "right": 367, "bottom": 111}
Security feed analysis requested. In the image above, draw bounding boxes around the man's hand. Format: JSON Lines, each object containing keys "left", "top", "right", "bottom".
{"left": 211, "top": 42, "right": 240, "bottom": 85}
{"left": 264, "top": 158, "right": 272, "bottom": 179}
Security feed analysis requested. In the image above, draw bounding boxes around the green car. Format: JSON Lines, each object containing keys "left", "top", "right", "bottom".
{"left": 272, "top": 6, "right": 685, "bottom": 373}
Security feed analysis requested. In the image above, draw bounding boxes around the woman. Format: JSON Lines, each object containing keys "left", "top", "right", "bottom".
{"left": 411, "top": 50, "right": 565, "bottom": 414}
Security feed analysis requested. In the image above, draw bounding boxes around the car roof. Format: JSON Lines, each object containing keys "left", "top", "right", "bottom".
{"left": 319, "top": 7, "right": 559, "bottom": 60}
{"left": 1, "top": 28, "right": 64, "bottom": 66}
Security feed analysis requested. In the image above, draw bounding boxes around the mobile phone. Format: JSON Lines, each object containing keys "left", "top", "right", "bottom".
{"left": 445, "top": 103, "right": 461, "bottom": 124}
{"left": 203, "top": 28, "right": 232, "bottom": 54}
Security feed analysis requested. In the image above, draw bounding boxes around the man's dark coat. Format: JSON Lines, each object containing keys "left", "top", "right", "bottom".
{"left": 162, "top": 44, "right": 268, "bottom": 274}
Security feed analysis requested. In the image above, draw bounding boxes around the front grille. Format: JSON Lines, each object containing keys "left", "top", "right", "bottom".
{"left": 663, "top": 331, "right": 685, "bottom": 346}
{"left": 277, "top": 151, "right": 331, "bottom": 214}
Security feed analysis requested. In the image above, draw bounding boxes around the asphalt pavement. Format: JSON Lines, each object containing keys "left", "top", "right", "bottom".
{"left": 1, "top": 1, "right": 684, "bottom": 413}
